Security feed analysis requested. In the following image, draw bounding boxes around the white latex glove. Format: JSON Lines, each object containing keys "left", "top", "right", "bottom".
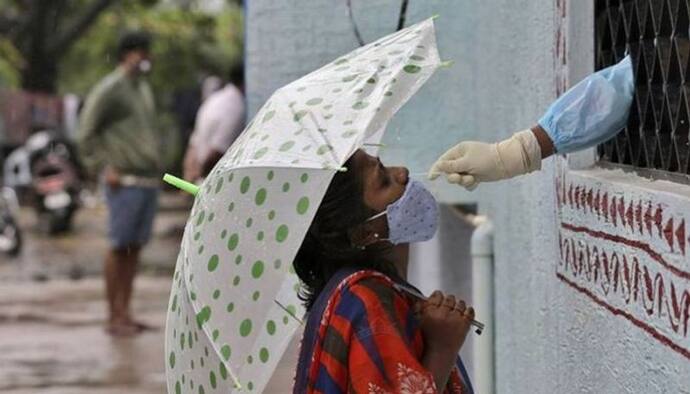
{"left": 427, "top": 129, "right": 542, "bottom": 190}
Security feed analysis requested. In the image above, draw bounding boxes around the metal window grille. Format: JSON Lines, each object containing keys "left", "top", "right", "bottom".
{"left": 596, "top": 0, "right": 690, "bottom": 178}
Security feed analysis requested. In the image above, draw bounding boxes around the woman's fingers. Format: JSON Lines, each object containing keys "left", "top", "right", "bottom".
{"left": 424, "top": 292, "right": 475, "bottom": 322}
{"left": 442, "top": 294, "right": 456, "bottom": 309}
{"left": 463, "top": 306, "right": 475, "bottom": 320}
{"left": 455, "top": 299, "right": 466, "bottom": 313}
{"left": 427, "top": 290, "right": 443, "bottom": 307}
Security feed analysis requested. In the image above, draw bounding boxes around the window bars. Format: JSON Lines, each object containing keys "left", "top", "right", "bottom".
{"left": 596, "top": 0, "right": 690, "bottom": 176}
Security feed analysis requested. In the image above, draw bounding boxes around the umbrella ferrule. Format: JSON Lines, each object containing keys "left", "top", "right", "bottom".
{"left": 440, "top": 60, "right": 454, "bottom": 68}
{"left": 163, "top": 173, "right": 199, "bottom": 196}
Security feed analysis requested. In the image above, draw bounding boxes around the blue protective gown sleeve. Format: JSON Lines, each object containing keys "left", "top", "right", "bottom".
{"left": 538, "top": 55, "right": 634, "bottom": 154}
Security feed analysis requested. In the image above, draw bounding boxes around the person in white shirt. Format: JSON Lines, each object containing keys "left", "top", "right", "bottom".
{"left": 184, "top": 63, "right": 245, "bottom": 181}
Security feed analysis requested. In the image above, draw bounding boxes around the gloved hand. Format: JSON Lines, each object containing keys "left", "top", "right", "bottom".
{"left": 429, "top": 55, "right": 634, "bottom": 190}
{"left": 428, "top": 129, "right": 542, "bottom": 190}
{"left": 539, "top": 55, "right": 634, "bottom": 153}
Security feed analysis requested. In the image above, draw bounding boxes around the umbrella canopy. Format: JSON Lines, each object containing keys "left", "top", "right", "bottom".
{"left": 165, "top": 17, "right": 443, "bottom": 394}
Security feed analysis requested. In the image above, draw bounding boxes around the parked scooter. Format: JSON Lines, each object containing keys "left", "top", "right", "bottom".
{"left": 4, "top": 130, "right": 82, "bottom": 234}
{"left": 28, "top": 131, "right": 82, "bottom": 233}
{"left": 0, "top": 187, "right": 21, "bottom": 257}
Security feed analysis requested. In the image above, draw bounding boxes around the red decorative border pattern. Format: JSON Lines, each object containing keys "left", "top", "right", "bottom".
{"left": 556, "top": 172, "right": 690, "bottom": 360}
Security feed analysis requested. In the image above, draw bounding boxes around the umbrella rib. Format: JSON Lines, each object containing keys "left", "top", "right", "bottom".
{"left": 216, "top": 162, "right": 346, "bottom": 174}
{"left": 303, "top": 111, "right": 345, "bottom": 166}
{"left": 274, "top": 299, "right": 304, "bottom": 325}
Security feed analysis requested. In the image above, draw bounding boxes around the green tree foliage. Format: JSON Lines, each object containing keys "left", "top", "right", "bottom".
{"left": 0, "top": 0, "right": 243, "bottom": 98}
{"left": 0, "top": 0, "right": 121, "bottom": 92}
{"left": 0, "top": 0, "right": 242, "bottom": 171}
{"left": 59, "top": 1, "right": 243, "bottom": 103}
{"left": 0, "top": 37, "right": 22, "bottom": 88}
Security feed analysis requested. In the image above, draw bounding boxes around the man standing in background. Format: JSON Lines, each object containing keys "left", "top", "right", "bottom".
{"left": 183, "top": 63, "right": 245, "bottom": 181}
{"left": 77, "top": 31, "right": 163, "bottom": 336}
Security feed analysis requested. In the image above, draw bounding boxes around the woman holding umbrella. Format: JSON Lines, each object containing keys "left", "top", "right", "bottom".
{"left": 291, "top": 54, "right": 635, "bottom": 392}
{"left": 163, "top": 18, "right": 635, "bottom": 393}
{"left": 164, "top": 18, "right": 471, "bottom": 394}
{"left": 293, "top": 149, "right": 474, "bottom": 393}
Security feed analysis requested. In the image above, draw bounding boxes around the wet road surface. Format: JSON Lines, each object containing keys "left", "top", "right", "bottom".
{"left": 0, "top": 192, "right": 297, "bottom": 393}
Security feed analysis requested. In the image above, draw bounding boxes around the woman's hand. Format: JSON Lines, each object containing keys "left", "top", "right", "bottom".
{"left": 417, "top": 290, "right": 475, "bottom": 390}
{"left": 418, "top": 290, "right": 474, "bottom": 353}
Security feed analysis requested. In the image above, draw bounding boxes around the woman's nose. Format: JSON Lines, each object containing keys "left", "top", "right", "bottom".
{"left": 394, "top": 167, "right": 409, "bottom": 184}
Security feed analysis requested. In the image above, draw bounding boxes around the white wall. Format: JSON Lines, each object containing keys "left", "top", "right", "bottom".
{"left": 246, "top": 0, "right": 497, "bottom": 203}
{"left": 481, "top": 1, "right": 690, "bottom": 393}
{"left": 246, "top": 1, "right": 690, "bottom": 393}
{"left": 441, "top": 1, "right": 565, "bottom": 392}
{"left": 408, "top": 204, "right": 476, "bottom": 380}
{"left": 245, "top": 0, "right": 481, "bottom": 377}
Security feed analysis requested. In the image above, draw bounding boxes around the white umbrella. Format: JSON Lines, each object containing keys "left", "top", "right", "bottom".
{"left": 165, "top": 17, "right": 445, "bottom": 394}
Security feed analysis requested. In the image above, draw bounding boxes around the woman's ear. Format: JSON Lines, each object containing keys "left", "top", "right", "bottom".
{"left": 350, "top": 216, "right": 388, "bottom": 248}
{"left": 349, "top": 222, "right": 380, "bottom": 249}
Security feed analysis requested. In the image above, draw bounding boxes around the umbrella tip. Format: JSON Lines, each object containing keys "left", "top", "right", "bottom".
{"left": 163, "top": 173, "right": 199, "bottom": 196}
{"left": 432, "top": 14, "right": 440, "bottom": 20}
{"left": 439, "top": 60, "right": 454, "bottom": 68}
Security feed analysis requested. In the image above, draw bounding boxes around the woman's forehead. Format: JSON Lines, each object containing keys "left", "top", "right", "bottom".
{"left": 353, "top": 149, "right": 378, "bottom": 166}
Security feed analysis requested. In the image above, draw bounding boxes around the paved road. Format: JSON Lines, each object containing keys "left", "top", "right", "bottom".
{"left": 0, "top": 193, "right": 297, "bottom": 393}
{"left": 0, "top": 277, "right": 170, "bottom": 394}
{"left": 0, "top": 192, "right": 189, "bottom": 281}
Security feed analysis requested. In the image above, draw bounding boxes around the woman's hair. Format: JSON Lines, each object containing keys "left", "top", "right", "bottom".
{"left": 293, "top": 155, "right": 397, "bottom": 310}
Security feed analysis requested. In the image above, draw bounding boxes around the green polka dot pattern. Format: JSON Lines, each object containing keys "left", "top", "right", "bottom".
{"left": 164, "top": 17, "right": 441, "bottom": 394}
{"left": 164, "top": 168, "right": 324, "bottom": 393}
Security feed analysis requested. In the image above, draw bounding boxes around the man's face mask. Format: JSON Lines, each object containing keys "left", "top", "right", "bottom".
{"left": 138, "top": 59, "right": 152, "bottom": 74}
{"left": 366, "top": 180, "right": 439, "bottom": 245}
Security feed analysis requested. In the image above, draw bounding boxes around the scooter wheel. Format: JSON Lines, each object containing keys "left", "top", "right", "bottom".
{"left": 40, "top": 211, "right": 73, "bottom": 235}
{"left": 0, "top": 219, "right": 22, "bottom": 257}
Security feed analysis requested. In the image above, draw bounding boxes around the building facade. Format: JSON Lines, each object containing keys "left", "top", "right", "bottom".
{"left": 246, "top": 1, "right": 690, "bottom": 392}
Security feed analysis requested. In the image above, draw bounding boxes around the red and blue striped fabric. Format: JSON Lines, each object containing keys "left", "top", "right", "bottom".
{"left": 294, "top": 269, "right": 472, "bottom": 394}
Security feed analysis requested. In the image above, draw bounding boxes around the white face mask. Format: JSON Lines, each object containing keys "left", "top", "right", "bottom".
{"left": 366, "top": 180, "right": 439, "bottom": 245}
{"left": 138, "top": 59, "right": 152, "bottom": 74}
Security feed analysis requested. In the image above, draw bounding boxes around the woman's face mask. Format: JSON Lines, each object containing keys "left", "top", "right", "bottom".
{"left": 366, "top": 180, "right": 439, "bottom": 245}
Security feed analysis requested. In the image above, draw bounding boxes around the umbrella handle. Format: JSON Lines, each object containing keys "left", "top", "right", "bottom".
{"left": 392, "top": 283, "right": 485, "bottom": 335}
{"left": 163, "top": 174, "right": 199, "bottom": 196}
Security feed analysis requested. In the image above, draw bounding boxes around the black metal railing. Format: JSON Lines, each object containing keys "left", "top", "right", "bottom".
{"left": 596, "top": 0, "right": 690, "bottom": 177}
